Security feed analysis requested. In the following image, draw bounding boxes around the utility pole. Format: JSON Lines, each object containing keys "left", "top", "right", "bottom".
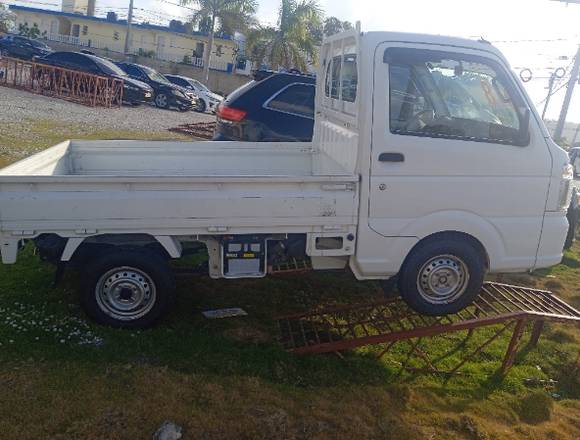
{"left": 124, "top": 0, "right": 134, "bottom": 55}
{"left": 554, "top": 44, "right": 580, "bottom": 141}
{"left": 542, "top": 73, "right": 557, "bottom": 120}
{"left": 551, "top": 1, "right": 580, "bottom": 140}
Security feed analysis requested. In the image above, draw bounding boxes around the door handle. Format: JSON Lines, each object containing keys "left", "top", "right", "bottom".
{"left": 379, "top": 152, "right": 405, "bottom": 163}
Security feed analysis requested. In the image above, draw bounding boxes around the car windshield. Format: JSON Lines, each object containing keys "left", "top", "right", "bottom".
{"left": 29, "top": 39, "right": 51, "bottom": 50}
{"left": 192, "top": 79, "right": 210, "bottom": 92}
{"left": 91, "top": 56, "right": 127, "bottom": 76}
{"left": 142, "top": 66, "right": 171, "bottom": 84}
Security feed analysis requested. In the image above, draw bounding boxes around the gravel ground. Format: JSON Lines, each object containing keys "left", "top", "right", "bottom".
{"left": 0, "top": 86, "right": 215, "bottom": 132}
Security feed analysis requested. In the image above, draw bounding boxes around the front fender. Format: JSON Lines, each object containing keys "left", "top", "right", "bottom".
{"left": 398, "top": 210, "right": 509, "bottom": 271}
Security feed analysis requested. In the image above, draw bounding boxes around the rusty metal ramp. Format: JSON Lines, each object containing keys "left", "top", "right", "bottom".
{"left": 277, "top": 282, "right": 580, "bottom": 376}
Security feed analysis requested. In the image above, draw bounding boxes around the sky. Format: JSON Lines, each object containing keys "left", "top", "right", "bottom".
{"left": 7, "top": 0, "right": 580, "bottom": 123}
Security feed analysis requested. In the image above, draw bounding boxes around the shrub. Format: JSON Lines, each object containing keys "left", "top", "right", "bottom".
{"left": 517, "top": 391, "right": 554, "bottom": 424}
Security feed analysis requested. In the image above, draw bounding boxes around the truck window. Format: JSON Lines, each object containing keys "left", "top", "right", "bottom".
{"left": 331, "top": 56, "right": 342, "bottom": 99}
{"left": 265, "top": 83, "right": 315, "bottom": 119}
{"left": 387, "top": 48, "right": 526, "bottom": 146}
{"left": 341, "top": 54, "right": 358, "bottom": 103}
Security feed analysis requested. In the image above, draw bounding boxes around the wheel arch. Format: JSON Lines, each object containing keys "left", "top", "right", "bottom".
{"left": 398, "top": 210, "right": 506, "bottom": 271}
{"left": 60, "top": 234, "right": 182, "bottom": 263}
{"left": 402, "top": 231, "right": 490, "bottom": 272}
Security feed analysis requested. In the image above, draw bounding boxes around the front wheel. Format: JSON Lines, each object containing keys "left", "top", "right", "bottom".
{"left": 398, "top": 236, "right": 486, "bottom": 316}
{"left": 155, "top": 93, "right": 169, "bottom": 109}
{"left": 81, "top": 250, "right": 175, "bottom": 328}
{"left": 196, "top": 99, "right": 207, "bottom": 113}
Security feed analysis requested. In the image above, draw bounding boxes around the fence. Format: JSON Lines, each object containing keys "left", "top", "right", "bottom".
{"left": 0, "top": 56, "right": 124, "bottom": 108}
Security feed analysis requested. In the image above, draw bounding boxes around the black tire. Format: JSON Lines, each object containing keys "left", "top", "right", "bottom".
{"left": 81, "top": 249, "right": 175, "bottom": 329}
{"left": 196, "top": 99, "right": 207, "bottom": 113}
{"left": 398, "top": 235, "right": 486, "bottom": 316}
{"left": 155, "top": 93, "right": 169, "bottom": 109}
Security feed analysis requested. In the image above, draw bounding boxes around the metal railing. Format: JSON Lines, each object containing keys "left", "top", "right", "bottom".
{"left": 0, "top": 56, "right": 124, "bottom": 108}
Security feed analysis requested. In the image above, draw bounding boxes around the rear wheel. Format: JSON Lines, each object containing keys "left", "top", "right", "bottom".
{"left": 398, "top": 236, "right": 486, "bottom": 315}
{"left": 81, "top": 250, "right": 175, "bottom": 328}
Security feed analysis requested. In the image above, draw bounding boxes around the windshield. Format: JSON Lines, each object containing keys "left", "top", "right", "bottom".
{"left": 91, "top": 56, "right": 128, "bottom": 76}
{"left": 30, "top": 39, "right": 51, "bottom": 50}
{"left": 142, "top": 65, "right": 171, "bottom": 84}
{"left": 192, "top": 79, "right": 210, "bottom": 92}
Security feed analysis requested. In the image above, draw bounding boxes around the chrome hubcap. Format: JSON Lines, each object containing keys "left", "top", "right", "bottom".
{"left": 95, "top": 267, "right": 156, "bottom": 321}
{"left": 417, "top": 255, "right": 469, "bottom": 304}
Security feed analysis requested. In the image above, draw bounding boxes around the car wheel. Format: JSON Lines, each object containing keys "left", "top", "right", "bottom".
{"left": 398, "top": 235, "right": 486, "bottom": 316}
{"left": 155, "top": 93, "right": 169, "bottom": 109}
{"left": 196, "top": 99, "right": 207, "bottom": 113}
{"left": 81, "top": 249, "right": 175, "bottom": 329}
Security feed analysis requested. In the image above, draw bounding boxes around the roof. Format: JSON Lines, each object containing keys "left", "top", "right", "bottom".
{"left": 361, "top": 31, "right": 505, "bottom": 59}
{"left": 9, "top": 5, "right": 234, "bottom": 42}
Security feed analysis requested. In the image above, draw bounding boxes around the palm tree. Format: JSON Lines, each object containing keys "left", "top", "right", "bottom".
{"left": 0, "top": 2, "right": 15, "bottom": 34}
{"left": 181, "top": 0, "right": 258, "bottom": 81}
{"left": 247, "top": 0, "right": 322, "bottom": 72}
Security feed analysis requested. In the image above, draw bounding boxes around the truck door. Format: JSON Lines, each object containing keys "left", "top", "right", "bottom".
{"left": 368, "top": 43, "right": 552, "bottom": 271}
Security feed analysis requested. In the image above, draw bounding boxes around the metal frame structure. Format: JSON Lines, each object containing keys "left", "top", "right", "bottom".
{"left": 0, "top": 56, "right": 123, "bottom": 108}
{"left": 277, "top": 282, "right": 580, "bottom": 376}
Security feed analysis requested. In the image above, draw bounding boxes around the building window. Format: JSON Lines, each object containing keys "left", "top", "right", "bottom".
{"left": 170, "top": 37, "right": 176, "bottom": 48}
{"left": 113, "top": 31, "right": 120, "bottom": 41}
{"left": 215, "top": 44, "right": 223, "bottom": 57}
{"left": 72, "top": 24, "right": 80, "bottom": 38}
{"left": 82, "top": 25, "right": 88, "bottom": 36}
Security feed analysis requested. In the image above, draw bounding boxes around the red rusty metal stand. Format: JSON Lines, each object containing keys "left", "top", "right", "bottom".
{"left": 0, "top": 56, "right": 123, "bottom": 108}
{"left": 277, "top": 282, "right": 580, "bottom": 376}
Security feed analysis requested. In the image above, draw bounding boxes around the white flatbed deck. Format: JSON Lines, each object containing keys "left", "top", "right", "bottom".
{"left": 0, "top": 141, "right": 359, "bottom": 260}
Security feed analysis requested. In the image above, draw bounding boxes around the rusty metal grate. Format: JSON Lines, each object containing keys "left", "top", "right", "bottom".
{"left": 0, "top": 56, "right": 123, "bottom": 108}
{"left": 277, "top": 282, "right": 580, "bottom": 376}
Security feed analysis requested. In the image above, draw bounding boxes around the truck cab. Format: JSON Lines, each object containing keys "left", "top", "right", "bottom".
{"left": 314, "top": 27, "right": 571, "bottom": 312}
{"left": 0, "top": 27, "right": 573, "bottom": 327}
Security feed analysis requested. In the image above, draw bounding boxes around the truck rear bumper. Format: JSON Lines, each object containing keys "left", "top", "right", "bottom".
{"left": 534, "top": 212, "right": 569, "bottom": 270}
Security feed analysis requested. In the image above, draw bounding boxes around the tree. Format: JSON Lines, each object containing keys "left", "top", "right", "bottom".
{"left": 0, "top": 2, "right": 15, "bottom": 34}
{"left": 18, "top": 22, "right": 43, "bottom": 39}
{"left": 247, "top": 0, "right": 322, "bottom": 72}
{"left": 323, "top": 17, "right": 352, "bottom": 37}
{"left": 180, "top": 0, "right": 258, "bottom": 82}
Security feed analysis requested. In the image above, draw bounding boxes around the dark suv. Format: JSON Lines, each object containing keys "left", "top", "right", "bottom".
{"left": 115, "top": 62, "right": 198, "bottom": 111}
{"left": 0, "top": 35, "right": 53, "bottom": 60}
{"left": 39, "top": 52, "right": 153, "bottom": 105}
{"left": 214, "top": 71, "right": 316, "bottom": 142}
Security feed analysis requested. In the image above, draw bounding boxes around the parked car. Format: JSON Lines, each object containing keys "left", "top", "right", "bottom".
{"left": 38, "top": 52, "right": 153, "bottom": 106}
{"left": 570, "top": 147, "right": 580, "bottom": 177}
{"left": 164, "top": 74, "right": 223, "bottom": 113}
{"left": 0, "top": 35, "right": 53, "bottom": 60}
{"left": 115, "top": 62, "right": 198, "bottom": 111}
{"left": 214, "top": 71, "right": 316, "bottom": 142}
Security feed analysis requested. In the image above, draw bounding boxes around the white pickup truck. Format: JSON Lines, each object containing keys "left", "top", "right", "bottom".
{"left": 0, "top": 28, "right": 574, "bottom": 328}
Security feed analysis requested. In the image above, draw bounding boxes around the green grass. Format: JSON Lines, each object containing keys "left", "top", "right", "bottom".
{"left": 1, "top": 124, "right": 580, "bottom": 438}
{"left": 1, "top": 244, "right": 580, "bottom": 439}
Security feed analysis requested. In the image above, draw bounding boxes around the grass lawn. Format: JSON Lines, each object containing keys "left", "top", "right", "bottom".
{"left": 0, "top": 124, "right": 580, "bottom": 439}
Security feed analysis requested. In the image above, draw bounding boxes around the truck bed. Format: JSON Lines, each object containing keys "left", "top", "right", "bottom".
{"left": 0, "top": 140, "right": 359, "bottom": 242}
{"left": 0, "top": 140, "right": 353, "bottom": 177}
